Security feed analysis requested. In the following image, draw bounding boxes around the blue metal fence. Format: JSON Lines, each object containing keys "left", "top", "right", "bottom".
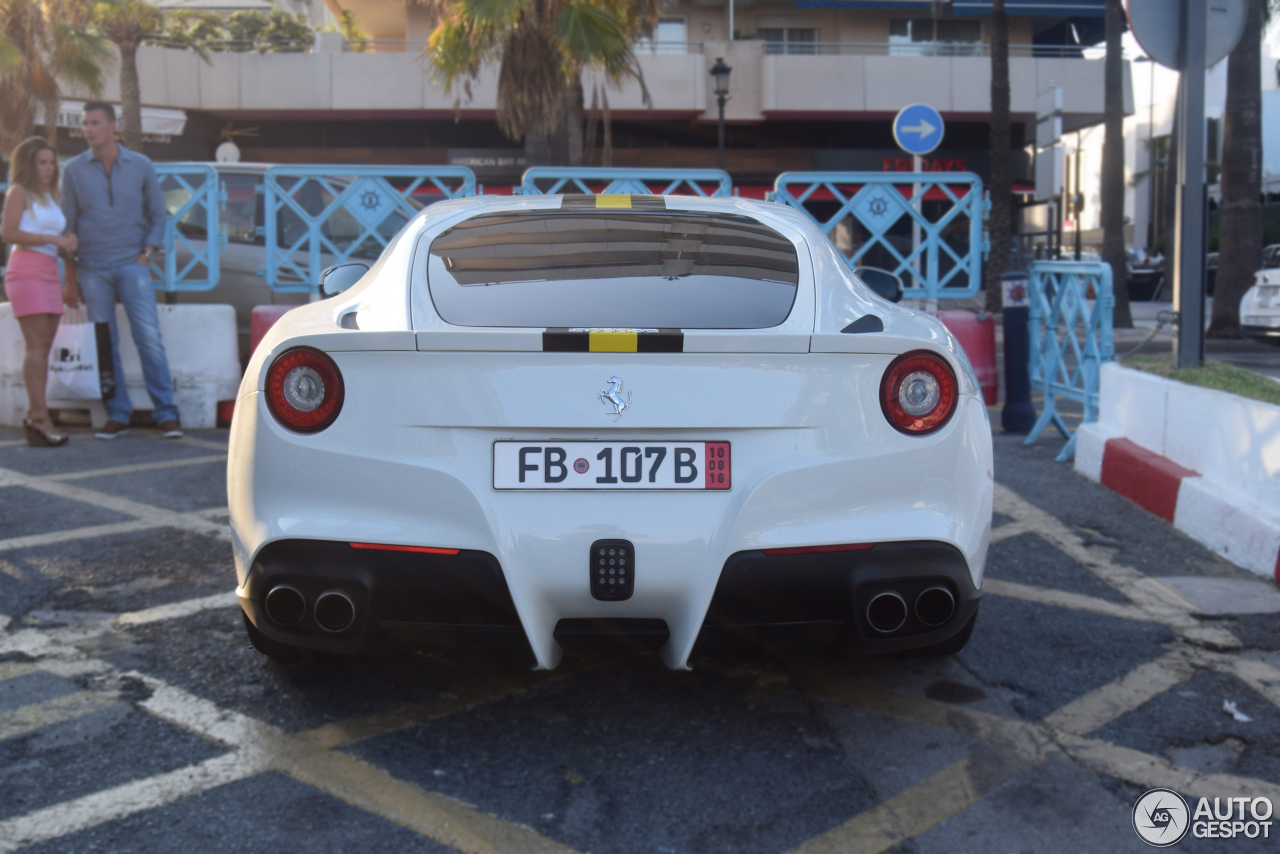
{"left": 517, "top": 167, "right": 733, "bottom": 198}
{"left": 154, "top": 163, "right": 224, "bottom": 292}
{"left": 1025, "top": 260, "right": 1114, "bottom": 462}
{"left": 770, "top": 171, "right": 988, "bottom": 301}
{"left": 262, "top": 166, "right": 476, "bottom": 290}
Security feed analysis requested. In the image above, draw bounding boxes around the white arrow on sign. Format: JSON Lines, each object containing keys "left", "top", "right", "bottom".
{"left": 901, "top": 118, "right": 937, "bottom": 138}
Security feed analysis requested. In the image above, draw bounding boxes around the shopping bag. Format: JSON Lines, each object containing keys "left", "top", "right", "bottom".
{"left": 46, "top": 308, "right": 115, "bottom": 400}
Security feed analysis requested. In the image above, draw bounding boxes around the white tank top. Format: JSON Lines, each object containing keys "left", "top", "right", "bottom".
{"left": 11, "top": 193, "right": 66, "bottom": 257}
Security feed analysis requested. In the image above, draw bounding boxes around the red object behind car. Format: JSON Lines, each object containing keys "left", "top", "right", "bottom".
{"left": 933, "top": 310, "right": 998, "bottom": 406}
{"left": 250, "top": 305, "right": 296, "bottom": 356}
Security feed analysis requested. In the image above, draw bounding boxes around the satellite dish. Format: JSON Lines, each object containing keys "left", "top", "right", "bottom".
{"left": 1126, "top": 0, "right": 1248, "bottom": 70}
{"left": 215, "top": 141, "right": 241, "bottom": 163}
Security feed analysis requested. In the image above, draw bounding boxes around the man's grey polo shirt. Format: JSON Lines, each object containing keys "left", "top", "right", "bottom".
{"left": 61, "top": 145, "right": 166, "bottom": 271}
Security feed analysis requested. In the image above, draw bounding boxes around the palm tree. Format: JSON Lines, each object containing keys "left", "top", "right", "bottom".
{"left": 1101, "top": 0, "right": 1132, "bottom": 327}
{"left": 93, "top": 0, "right": 161, "bottom": 151}
{"left": 0, "top": 0, "right": 107, "bottom": 153}
{"left": 1207, "top": 0, "right": 1274, "bottom": 337}
{"left": 425, "top": 0, "right": 655, "bottom": 166}
{"left": 984, "top": 0, "right": 1011, "bottom": 313}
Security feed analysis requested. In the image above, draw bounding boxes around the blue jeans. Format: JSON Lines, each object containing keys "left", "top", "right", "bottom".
{"left": 78, "top": 262, "right": 178, "bottom": 424}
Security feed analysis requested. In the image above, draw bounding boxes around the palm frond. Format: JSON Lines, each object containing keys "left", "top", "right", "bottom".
{"left": 0, "top": 32, "right": 22, "bottom": 74}
{"left": 47, "top": 23, "right": 109, "bottom": 91}
{"left": 553, "top": 2, "right": 628, "bottom": 69}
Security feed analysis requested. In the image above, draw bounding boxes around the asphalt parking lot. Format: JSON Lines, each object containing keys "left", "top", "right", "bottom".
{"left": 0, "top": 423, "right": 1278, "bottom": 853}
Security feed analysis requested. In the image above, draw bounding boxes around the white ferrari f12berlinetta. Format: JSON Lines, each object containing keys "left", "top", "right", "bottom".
{"left": 228, "top": 192, "right": 993, "bottom": 669}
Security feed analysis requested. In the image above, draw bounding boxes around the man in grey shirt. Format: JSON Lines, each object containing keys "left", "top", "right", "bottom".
{"left": 63, "top": 100, "right": 182, "bottom": 439}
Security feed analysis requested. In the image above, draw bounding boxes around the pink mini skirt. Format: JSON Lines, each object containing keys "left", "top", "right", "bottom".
{"left": 4, "top": 250, "right": 64, "bottom": 317}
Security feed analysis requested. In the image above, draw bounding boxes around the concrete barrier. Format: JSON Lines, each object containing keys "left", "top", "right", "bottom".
{"left": 0, "top": 302, "right": 240, "bottom": 429}
{"left": 1076, "top": 362, "right": 1280, "bottom": 580}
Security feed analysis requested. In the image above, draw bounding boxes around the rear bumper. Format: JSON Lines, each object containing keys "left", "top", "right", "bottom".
{"left": 230, "top": 380, "right": 993, "bottom": 670}
{"left": 701, "top": 540, "right": 979, "bottom": 654}
{"left": 237, "top": 539, "right": 532, "bottom": 659}
{"left": 1241, "top": 324, "right": 1280, "bottom": 341}
{"left": 239, "top": 538, "right": 978, "bottom": 659}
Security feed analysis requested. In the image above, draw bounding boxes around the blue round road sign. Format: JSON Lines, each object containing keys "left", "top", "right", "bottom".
{"left": 893, "top": 104, "right": 944, "bottom": 156}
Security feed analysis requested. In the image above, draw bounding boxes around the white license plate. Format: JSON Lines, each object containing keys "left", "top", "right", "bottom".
{"left": 493, "top": 441, "right": 731, "bottom": 490}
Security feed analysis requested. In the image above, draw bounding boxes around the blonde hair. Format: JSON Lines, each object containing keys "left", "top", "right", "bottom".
{"left": 7, "top": 137, "right": 61, "bottom": 211}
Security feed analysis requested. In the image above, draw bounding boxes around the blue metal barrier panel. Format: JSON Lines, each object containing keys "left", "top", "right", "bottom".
{"left": 518, "top": 168, "right": 733, "bottom": 198}
{"left": 262, "top": 166, "right": 477, "bottom": 290}
{"left": 155, "top": 164, "right": 224, "bottom": 292}
{"left": 771, "top": 171, "right": 988, "bottom": 300}
{"left": 1025, "top": 260, "right": 1115, "bottom": 461}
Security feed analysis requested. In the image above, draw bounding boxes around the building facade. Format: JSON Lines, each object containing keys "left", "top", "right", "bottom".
{"left": 54, "top": 0, "right": 1122, "bottom": 196}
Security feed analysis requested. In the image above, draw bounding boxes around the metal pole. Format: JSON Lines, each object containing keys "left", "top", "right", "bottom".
{"left": 1147, "top": 59, "right": 1156, "bottom": 251}
{"left": 1073, "top": 132, "right": 1083, "bottom": 260}
{"left": 717, "top": 94, "right": 726, "bottom": 171}
{"left": 913, "top": 153, "right": 923, "bottom": 299}
{"left": 1173, "top": 0, "right": 1207, "bottom": 368}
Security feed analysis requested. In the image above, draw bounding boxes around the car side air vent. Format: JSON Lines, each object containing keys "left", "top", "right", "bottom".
{"left": 842, "top": 315, "right": 884, "bottom": 334}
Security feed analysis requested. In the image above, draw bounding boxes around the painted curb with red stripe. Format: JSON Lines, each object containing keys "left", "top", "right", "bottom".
{"left": 1074, "top": 364, "right": 1280, "bottom": 583}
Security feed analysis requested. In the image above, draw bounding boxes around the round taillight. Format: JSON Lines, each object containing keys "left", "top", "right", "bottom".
{"left": 880, "top": 350, "right": 958, "bottom": 435}
{"left": 266, "top": 347, "right": 344, "bottom": 432}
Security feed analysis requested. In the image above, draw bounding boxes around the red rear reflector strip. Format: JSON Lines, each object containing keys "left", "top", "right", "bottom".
{"left": 762, "top": 543, "right": 874, "bottom": 557}
{"left": 349, "top": 542, "right": 460, "bottom": 555}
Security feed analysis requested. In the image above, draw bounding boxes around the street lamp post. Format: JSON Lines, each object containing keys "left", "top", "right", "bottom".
{"left": 710, "top": 57, "right": 732, "bottom": 171}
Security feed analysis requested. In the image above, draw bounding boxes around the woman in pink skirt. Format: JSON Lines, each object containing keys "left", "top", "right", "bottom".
{"left": 2, "top": 137, "right": 79, "bottom": 446}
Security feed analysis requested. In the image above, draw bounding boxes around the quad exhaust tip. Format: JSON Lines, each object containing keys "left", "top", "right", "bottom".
{"left": 314, "top": 589, "right": 356, "bottom": 633}
{"left": 915, "top": 586, "right": 956, "bottom": 627}
{"left": 264, "top": 584, "right": 305, "bottom": 627}
{"left": 866, "top": 590, "right": 908, "bottom": 634}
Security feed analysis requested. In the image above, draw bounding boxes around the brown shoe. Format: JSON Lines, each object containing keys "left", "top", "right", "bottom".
{"left": 159, "top": 419, "right": 184, "bottom": 439}
{"left": 95, "top": 420, "right": 130, "bottom": 440}
{"left": 23, "top": 415, "right": 68, "bottom": 447}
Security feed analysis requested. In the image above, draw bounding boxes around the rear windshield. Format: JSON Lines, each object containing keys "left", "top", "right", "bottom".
{"left": 425, "top": 211, "right": 800, "bottom": 328}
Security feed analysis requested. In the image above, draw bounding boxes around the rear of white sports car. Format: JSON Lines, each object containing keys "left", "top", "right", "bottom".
{"left": 228, "top": 194, "right": 993, "bottom": 670}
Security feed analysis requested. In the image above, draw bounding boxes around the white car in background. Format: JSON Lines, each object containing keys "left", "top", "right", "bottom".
{"left": 228, "top": 193, "right": 994, "bottom": 670}
{"left": 1240, "top": 245, "right": 1280, "bottom": 345}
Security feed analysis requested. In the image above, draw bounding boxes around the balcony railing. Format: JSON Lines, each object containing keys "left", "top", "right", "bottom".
{"left": 341, "top": 39, "right": 705, "bottom": 55}
{"left": 759, "top": 41, "right": 1100, "bottom": 58}
{"left": 342, "top": 39, "right": 427, "bottom": 53}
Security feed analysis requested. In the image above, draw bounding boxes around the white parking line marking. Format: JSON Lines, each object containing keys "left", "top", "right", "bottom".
{"left": 0, "top": 521, "right": 161, "bottom": 554}
{"left": 988, "top": 522, "right": 1029, "bottom": 543}
{"left": 114, "top": 592, "right": 239, "bottom": 627}
{"left": 993, "top": 484, "right": 1240, "bottom": 649}
{"left": 44, "top": 455, "right": 226, "bottom": 482}
{"left": 0, "top": 467, "right": 225, "bottom": 534}
{"left": 982, "top": 578, "right": 1156, "bottom": 623}
{"left": 176, "top": 436, "right": 231, "bottom": 452}
{"left": 284, "top": 749, "right": 584, "bottom": 854}
{"left": 1058, "top": 733, "right": 1280, "bottom": 803}
{"left": 0, "top": 691, "right": 119, "bottom": 742}
{"left": 1043, "top": 651, "right": 1198, "bottom": 736}
{"left": 788, "top": 749, "right": 1041, "bottom": 854}
{"left": 0, "top": 662, "right": 37, "bottom": 683}
{"left": 0, "top": 752, "right": 257, "bottom": 853}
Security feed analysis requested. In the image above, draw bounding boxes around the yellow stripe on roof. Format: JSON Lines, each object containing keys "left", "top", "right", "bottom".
{"left": 589, "top": 330, "right": 638, "bottom": 352}
{"left": 595, "top": 195, "right": 632, "bottom": 209}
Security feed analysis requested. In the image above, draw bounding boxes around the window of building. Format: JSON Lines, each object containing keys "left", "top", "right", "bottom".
{"left": 636, "top": 18, "right": 689, "bottom": 54}
{"left": 889, "top": 18, "right": 981, "bottom": 57}
{"left": 759, "top": 28, "right": 817, "bottom": 56}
